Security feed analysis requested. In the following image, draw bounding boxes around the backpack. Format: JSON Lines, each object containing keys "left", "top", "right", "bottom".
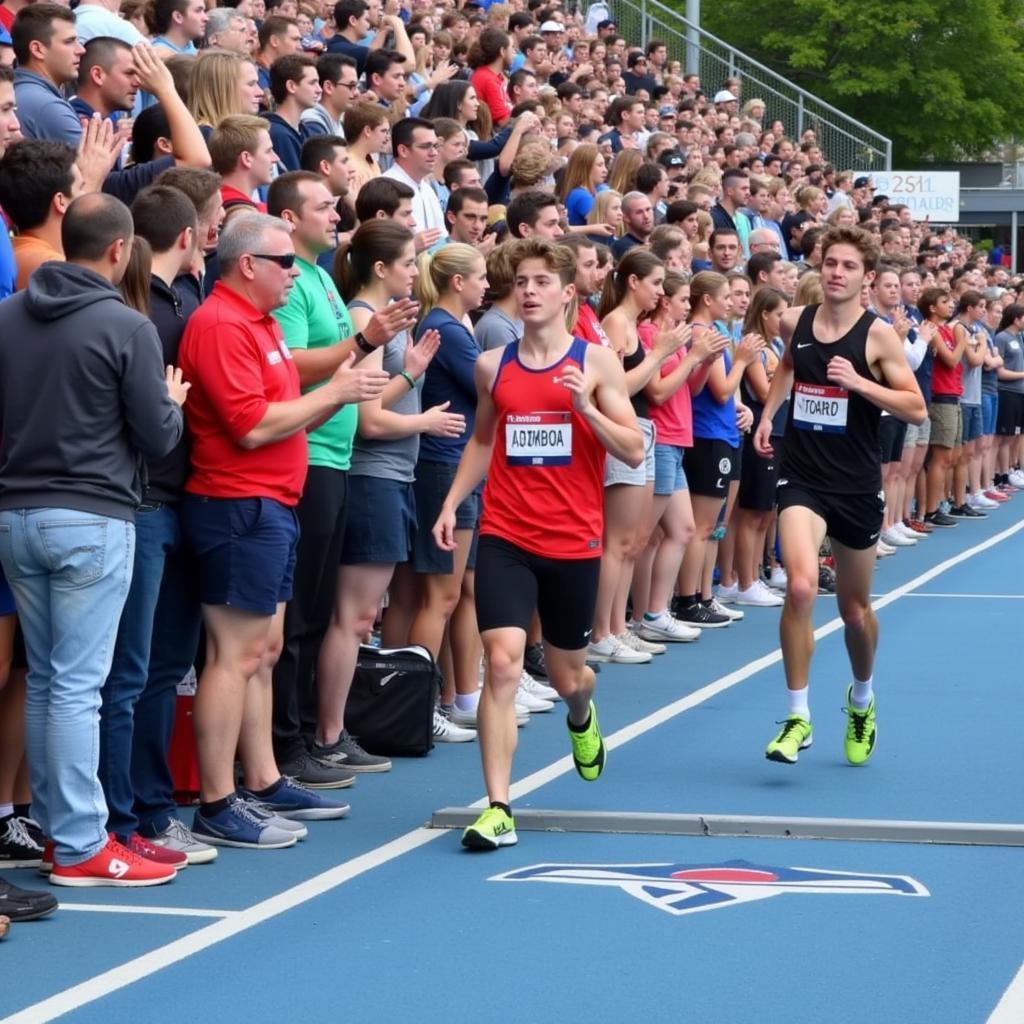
{"left": 345, "top": 644, "right": 441, "bottom": 757}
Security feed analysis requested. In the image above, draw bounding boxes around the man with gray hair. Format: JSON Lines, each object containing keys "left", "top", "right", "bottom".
{"left": 178, "top": 213, "right": 383, "bottom": 849}
{"left": 748, "top": 226, "right": 782, "bottom": 256}
{"left": 612, "top": 190, "right": 655, "bottom": 260}
{"left": 204, "top": 6, "right": 249, "bottom": 53}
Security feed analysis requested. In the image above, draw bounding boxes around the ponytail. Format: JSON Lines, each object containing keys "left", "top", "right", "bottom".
{"left": 413, "top": 242, "right": 483, "bottom": 315}
{"left": 332, "top": 220, "right": 414, "bottom": 302}
{"left": 596, "top": 248, "right": 664, "bottom": 319}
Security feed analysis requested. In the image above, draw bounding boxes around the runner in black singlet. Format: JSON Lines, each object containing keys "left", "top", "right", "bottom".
{"left": 753, "top": 227, "right": 927, "bottom": 769}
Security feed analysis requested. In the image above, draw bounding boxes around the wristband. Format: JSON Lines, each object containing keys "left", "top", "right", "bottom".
{"left": 400, "top": 370, "right": 416, "bottom": 390}
{"left": 354, "top": 331, "right": 374, "bottom": 354}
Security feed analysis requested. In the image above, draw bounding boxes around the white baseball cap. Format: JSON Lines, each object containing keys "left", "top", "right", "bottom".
{"left": 540, "top": 20, "right": 562, "bottom": 32}
{"left": 713, "top": 89, "right": 736, "bottom": 103}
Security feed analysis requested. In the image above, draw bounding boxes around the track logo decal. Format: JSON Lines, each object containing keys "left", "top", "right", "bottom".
{"left": 490, "top": 859, "right": 928, "bottom": 916}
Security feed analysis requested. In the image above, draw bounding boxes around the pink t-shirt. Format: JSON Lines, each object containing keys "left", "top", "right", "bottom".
{"left": 639, "top": 320, "right": 694, "bottom": 447}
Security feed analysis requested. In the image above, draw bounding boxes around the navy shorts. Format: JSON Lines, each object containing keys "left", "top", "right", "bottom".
{"left": 341, "top": 474, "right": 415, "bottom": 565}
{"left": 0, "top": 563, "right": 15, "bottom": 617}
{"left": 413, "top": 460, "right": 480, "bottom": 574}
{"left": 181, "top": 496, "right": 299, "bottom": 615}
{"left": 982, "top": 392, "right": 999, "bottom": 436}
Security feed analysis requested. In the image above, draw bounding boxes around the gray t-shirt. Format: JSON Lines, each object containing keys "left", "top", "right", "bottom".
{"left": 475, "top": 305, "right": 522, "bottom": 351}
{"left": 996, "top": 330, "right": 1024, "bottom": 394}
{"left": 961, "top": 324, "right": 984, "bottom": 406}
{"left": 348, "top": 300, "right": 422, "bottom": 481}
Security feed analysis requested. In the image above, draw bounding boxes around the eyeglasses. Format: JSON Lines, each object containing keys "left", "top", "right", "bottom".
{"left": 250, "top": 252, "right": 297, "bottom": 268}
{"left": 335, "top": 79, "right": 357, "bottom": 89}
{"left": 413, "top": 141, "right": 441, "bottom": 150}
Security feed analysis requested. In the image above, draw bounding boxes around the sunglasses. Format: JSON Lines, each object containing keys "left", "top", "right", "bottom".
{"left": 251, "top": 252, "right": 297, "bottom": 268}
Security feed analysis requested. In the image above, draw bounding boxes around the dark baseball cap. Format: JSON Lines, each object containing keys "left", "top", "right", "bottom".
{"left": 597, "top": 18, "right": 616, "bottom": 29}
{"left": 853, "top": 176, "right": 874, "bottom": 189}
{"left": 658, "top": 149, "right": 686, "bottom": 169}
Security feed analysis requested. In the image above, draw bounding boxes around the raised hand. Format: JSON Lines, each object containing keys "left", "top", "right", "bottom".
{"left": 404, "top": 328, "right": 440, "bottom": 378}
{"left": 328, "top": 351, "right": 390, "bottom": 404}
{"left": 165, "top": 365, "right": 191, "bottom": 406}
{"left": 362, "top": 297, "right": 419, "bottom": 347}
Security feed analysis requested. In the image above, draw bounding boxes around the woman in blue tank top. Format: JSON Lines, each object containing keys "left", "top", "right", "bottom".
{"left": 676, "top": 272, "right": 763, "bottom": 629}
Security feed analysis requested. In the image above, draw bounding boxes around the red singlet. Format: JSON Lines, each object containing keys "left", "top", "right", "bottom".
{"left": 481, "top": 337, "right": 605, "bottom": 559}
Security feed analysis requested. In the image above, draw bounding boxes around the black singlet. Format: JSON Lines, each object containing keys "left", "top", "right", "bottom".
{"left": 623, "top": 342, "right": 649, "bottom": 419}
{"left": 779, "top": 304, "right": 883, "bottom": 494}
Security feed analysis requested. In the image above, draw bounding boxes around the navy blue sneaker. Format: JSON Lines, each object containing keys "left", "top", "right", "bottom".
{"left": 241, "top": 777, "right": 350, "bottom": 821}
{"left": 192, "top": 796, "right": 297, "bottom": 849}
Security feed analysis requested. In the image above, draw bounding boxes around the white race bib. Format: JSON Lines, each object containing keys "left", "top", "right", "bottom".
{"left": 506, "top": 412, "right": 573, "bottom": 466}
{"left": 793, "top": 382, "right": 848, "bottom": 434}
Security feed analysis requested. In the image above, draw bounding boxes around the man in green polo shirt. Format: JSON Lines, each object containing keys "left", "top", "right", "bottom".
{"left": 267, "top": 170, "right": 417, "bottom": 786}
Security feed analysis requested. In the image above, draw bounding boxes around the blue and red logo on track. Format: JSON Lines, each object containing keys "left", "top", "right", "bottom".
{"left": 490, "top": 859, "right": 928, "bottom": 916}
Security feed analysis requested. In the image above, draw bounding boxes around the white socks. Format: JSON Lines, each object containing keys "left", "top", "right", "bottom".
{"left": 788, "top": 686, "right": 810, "bottom": 720}
{"left": 850, "top": 676, "right": 874, "bottom": 710}
{"left": 454, "top": 691, "right": 480, "bottom": 713}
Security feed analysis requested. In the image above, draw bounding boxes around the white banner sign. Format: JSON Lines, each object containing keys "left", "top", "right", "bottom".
{"left": 856, "top": 171, "right": 961, "bottom": 223}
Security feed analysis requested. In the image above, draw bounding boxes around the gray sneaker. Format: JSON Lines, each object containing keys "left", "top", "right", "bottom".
{"left": 149, "top": 817, "right": 218, "bottom": 865}
{"left": 236, "top": 797, "right": 309, "bottom": 840}
{"left": 278, "top": 750, "right": 356, "bottom": 790}
{"left": 313, "top": 730, "right": 392, "bottom": 773}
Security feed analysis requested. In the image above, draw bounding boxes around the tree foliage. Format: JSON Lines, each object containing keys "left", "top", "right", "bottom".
{"left": 697, "top": 0, "right": 1024, "bottom": 162}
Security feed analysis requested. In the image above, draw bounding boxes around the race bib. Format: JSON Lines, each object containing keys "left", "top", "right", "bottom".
{"left": 793, "top": 382, "right": 848, "bottom": 434}
{"left": 506, "top": 412, "right": 573, "bottom": 466}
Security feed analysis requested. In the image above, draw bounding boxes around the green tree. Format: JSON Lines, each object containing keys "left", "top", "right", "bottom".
{"left": 698, "top": 0, "right": 1024, "bottom": 163}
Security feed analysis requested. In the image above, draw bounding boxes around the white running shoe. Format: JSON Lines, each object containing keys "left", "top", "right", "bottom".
{"left": 620, "top": 628, "right": 666, "bottom": 656}
{"left": 433, "top": 708, "right": 476, "bottom": 743}
{"left": 516, "top": 672, "right": 554, "bottom": 712}
{"left": 707, "top": 596, "right": 743, "bottom": 621}
{"left": 636, "top": 611, "right": 700, "bottom": 643}
{"left": 735, "top": 580, "right": 784, "bottom": 607}
{"left": 715, "top": 582, "right": 740, "bottom": 604}
{"left": 876, "top": 540, "right": 896, "bottom": 557}
{"left": 518, "top": 669, "right": 560, "bottom": 702}
{"left": 606, "top": 637, "right": 652, "bottom": 664}
{"left": 881, "top": 526, "right": 916, "bottom": 547}
{"left": 1009, "top": 470, "right": 1024, "bottom": 488}
{"left": 768, "top": 566, "right": 788, "bottom": 590}
{"left": 969, "top": 491, "right": 998, "bottom": 510}
{"left": 586, "top": 635, "right": 619, "bottom": 662}
{"left": 449, "top": 703, "right": 479, "bottom": 728}
{"left": 895, "top": 521, "right": 924, "bottom": 540}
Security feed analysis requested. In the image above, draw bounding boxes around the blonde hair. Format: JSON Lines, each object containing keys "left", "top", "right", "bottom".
{"left": 607, "top": 149, "right": 641, "bottom": 196}
{"left": 795, "top": 185, "right": 824, "bottom": 212}
{"left": 189, "top": 49, "right": 249, "bottom": 128}
{"left": 415, "top": 242, "right": 484, "bottom": 313}
{"left": 509, "top": 138, "right": 553, "bottom": 189}
{"left": 588, "top": 189, "right": 623, "bottom": 236}
{"left": 794, "top": 270, "right": 824, "bottom": 305}
{"left": 695, "top": 209, "right": 713, "bottom": 243}
{"left": 688, "top": 270, "right": 729, "bottom": 321}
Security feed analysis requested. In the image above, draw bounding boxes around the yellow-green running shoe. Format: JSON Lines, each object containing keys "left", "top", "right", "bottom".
{"left": 461, "top": 806, "right": 518, "bottom": 850}
{"left": 765, "top": 714, "right": 813, "bottom": 764}
{"left": 844, "top": 686, "right": 876, "bottom": 766}
{"left": 568, "top": 701, "right": 606, "bottom": 781}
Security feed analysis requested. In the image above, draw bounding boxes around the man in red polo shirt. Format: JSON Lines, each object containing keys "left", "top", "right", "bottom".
{"left": 178, "top": 212, "right": 388, "bottom": 849}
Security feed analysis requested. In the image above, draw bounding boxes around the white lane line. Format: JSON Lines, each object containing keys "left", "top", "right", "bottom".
{"left": 5, "top": 518, "right": 1023, "bottom": 1024}
{"left": 899, "top": 593, "right": 1024, "bottom": 600}
{"left": 987, "top": 959, "right": 1024, "bottom": 1023}
{"left": 57, "top": 904, "right": 236, "bottom": 919}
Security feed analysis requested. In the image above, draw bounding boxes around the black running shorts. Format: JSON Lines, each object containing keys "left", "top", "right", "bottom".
{"left": 776, "top": 480, "right": 885, "bottom": 551}
{"left": 475, "top": 535, "right": 600, "bottom": 651}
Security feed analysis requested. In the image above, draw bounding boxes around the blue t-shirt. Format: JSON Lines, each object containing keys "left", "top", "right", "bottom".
{"left": 0, "top": 226, "right": 15, "bottom": 300}
{"left": 416, "top": 307, "right": 479, "bottom": 463}
{"left": 692, "top": 337, "right": 740, "bottom": 445}
{"left": 565, "top": 187, "right": 597, "bottom": 226}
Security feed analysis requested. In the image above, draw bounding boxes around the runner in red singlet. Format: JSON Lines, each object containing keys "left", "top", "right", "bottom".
{"left": 433, "top": 238, "right": 643, "bottom": 851}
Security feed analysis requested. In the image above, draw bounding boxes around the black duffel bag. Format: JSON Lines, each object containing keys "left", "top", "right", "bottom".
{"left": 344, "top": 644, "right": 440, "bottom": 757}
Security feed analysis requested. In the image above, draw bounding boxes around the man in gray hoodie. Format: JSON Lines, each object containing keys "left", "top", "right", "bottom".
{"left": 0, "top": 192, "right": 189, "bottom": 889}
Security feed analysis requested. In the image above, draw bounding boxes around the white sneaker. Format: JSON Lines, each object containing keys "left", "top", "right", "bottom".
{"left": 607, "top": 636, "right": 652, "bottom": 664}
{"left": 512, "top": 700, "right": 531, "bottom": 726}
{"left": 969, "top": 491, "right": 998, "bottom": 510}
{"left": 876, "top": 540, "right": 896, "bottom": 557}
{"left": 715, "top": 582, "right": 740, "bottom": 604}
{"left": 636, "top": 611, "right": 700, "bottom": 643}
{"left": 768, "top": 566, "right": 788, "bottom": 590}
{"left": 881, "top": 527, "right": 916, "bottom": 547}
{"left": 518, "top": 669, "right": 559, "bottom": 703}
{"left": 433, "top": 708, "right": 476, "bottom": 743}
{"left": 735, "top": 580, "right": 784, "bottom": 607}
{"left": 895, "top": 521, "right": 924, "bottom": 540}
{"left": 707, "top": 596, "right": 743, "bottom": 621}
{"left": 1009, "top": 470, "right": 1024, "bottom": 488}
{"left": 516, "top": 672, "right": 554, "bottom": 712}
{"left": 586, "top": 635, "right": 619, "bottom": 662}
{"left": 620, "top": 628, "right": 666, "bottom": 656}
{"left": 449, "top": 703, "right": 479, "bottom": 728}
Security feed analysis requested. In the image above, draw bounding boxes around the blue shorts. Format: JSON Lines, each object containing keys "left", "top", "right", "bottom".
{"left": 982, "top": 392, "right": 999, "bottom": 436}
{"left": 181, "top": 496, "right": 299, "bottom": 615}
{"left": 653, "top": 443, "right": 688, "bottom": 495}
{"left": 962, "top": 403, "right": 983, "bottom": 444}
{"left": 412, "top": 460, "right": 479, "bottom": 574}
{"left": 341, "top": 474, "right": 415, "bottom": 565}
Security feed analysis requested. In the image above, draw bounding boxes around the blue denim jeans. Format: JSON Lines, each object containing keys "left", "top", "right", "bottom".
{"left": 99, "top": 504, "right": 179, "bottom": 841}
{"left": 133, "top": 504, "right": 202, "bottom": 836}
{"left": 0, "top": 508, "right": 134, "bottom": 865}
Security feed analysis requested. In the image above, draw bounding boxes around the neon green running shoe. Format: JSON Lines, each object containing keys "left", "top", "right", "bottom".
{"left": 461, "top": 806, "right": 518, "bottom": 851}
{"left": 844, "top": 686, "right": 876, "bottom": 766}
{"left": 568, "top": 701, "right": 605, "bottom": 781}
{"left": 765, "top": 714, "right": 813, "bottom": 764}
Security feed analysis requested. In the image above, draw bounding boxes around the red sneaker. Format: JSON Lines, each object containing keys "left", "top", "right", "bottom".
{"left": 985, "top": 489, "right": 1009, "bottom": 503}
{"left": 49, "top": 835, "right": 176, "bottom": 888}
{"left": 907, "top": 518, "right": 933, "bottom": 534}
{"left": 39, "top": 841, "right": 54, "bottom": 876}
{"left": 127, "top": 833, "right": 188, "bottom": 871}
